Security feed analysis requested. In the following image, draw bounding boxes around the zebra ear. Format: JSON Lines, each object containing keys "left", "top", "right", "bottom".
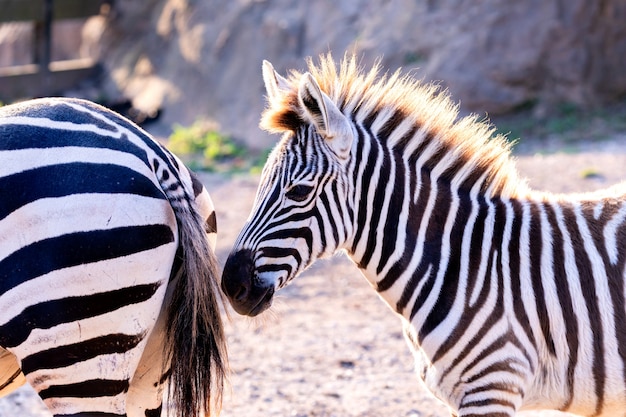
{"left": 297, "top": 72, "right": 353, "bottom": 160}
{"left": 262, "top": 60, "right": 290, "bottom": 103}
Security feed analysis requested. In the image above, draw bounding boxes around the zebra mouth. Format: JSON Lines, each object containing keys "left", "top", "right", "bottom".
{"left": 247, "top": 285, "right": 275, "bottom": 317}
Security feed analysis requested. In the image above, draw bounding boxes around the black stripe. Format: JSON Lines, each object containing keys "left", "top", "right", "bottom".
{"left": 0, "top": 284, "right": 160, "bottom": 348}
{"left": 464, "top": 193, "right": 489, "bottom": 307}
{"left": 259, "top": 247, "right": 303, "bottom": 266}
{"left": 316, "top": 195, "right": 330, "bottom": 250}
{"left": 414, "top": 177, "right": 453, "bottom": 333}
{"left": 0, "top": 124, "right": 145, "bottom": 160}
{"left": 0, "top": 225, "right": 175, "bottom": 295}
{"left": 244, "top": 178, "right": 282, "bottom": 245}
{"left": 581, "top": 201, "right": 626, "bottom": 394}
{"left": 528, "top": 202, "right": 556, "bottom": 356}
{"left": 0, "top": 100, "right": 118, "bottom": 133}
{"left": 257, "top": 263, "right": 294, "bottom": 276}
{"left": 508, "top": 199, "right": 536, "bottom": 351}
{"left": 0, "top": 162, "right": 165, "bottom": 221}
{"left": 319, "top": 180, "right": 339, "bottom": 246}
{"left": 543, "top": 203, "right": 578, "bottom": 408}
{"left": 441, "top": 204, "right": 502, "bottom": 372}
{"left": 377, "top": 147, "right": 405, "bottom": 274}
{"left": 562, "top": 203, "right": 605, "bottom": 414}
{"left": 464, "top": 381, "right": 524, "bottom": 397}
{"left": 352, "top": 123, "right": 380, "bottom": 258}
{"left": 461, "top": 397, "right": 516, "bottom": 409}
{"left": 21, "top": 333, "right": 144, "bottom": 374}
{"left": 429, "top": 179, "right": 478, "bottom": 362}
{"left": 38, "top": 378, "right": 129, "bottom": 400}
{"left": 145, "top": 405, "right": 163, "bottom": 417}
{"left": 459, "top": 412, "right": 509, "bottom": 417}
{"left": 394, "top": 168, "right": 433, "bottom": 312}
{"left": 329, "top": 180, "right": 344, "bottom": 243}
{"left": 377, "top": 160, "right": 419, "bottom": 292}
{"left": 376, "top": 109, "right": 405, "bottom": 143}
{"left": 460, "top": 335, "right": 524, "bottom": 383}
{"left": 262, "top": 227, "right": 313, "bottom": 251}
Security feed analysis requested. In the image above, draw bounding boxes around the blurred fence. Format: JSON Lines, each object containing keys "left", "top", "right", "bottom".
{"left": 0, "top": 0, "right": 110, "bottom": 102}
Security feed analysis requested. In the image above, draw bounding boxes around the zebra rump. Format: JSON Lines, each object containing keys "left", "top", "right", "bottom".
{"left": 0, "top": 97, "right": 226, "bottom": 417}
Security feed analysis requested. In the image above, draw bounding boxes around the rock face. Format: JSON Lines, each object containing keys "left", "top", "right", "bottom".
{"left": 5, "top": 0, "right": 626, "bottom": 148}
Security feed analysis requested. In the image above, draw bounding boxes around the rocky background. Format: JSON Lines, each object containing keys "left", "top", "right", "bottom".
{"left": 2, "top": 0, "right": 626, "bottom": 148}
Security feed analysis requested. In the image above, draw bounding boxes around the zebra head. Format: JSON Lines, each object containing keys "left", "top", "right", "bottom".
{"left": 222, "top": 60, "right": 356, "bottom": 316}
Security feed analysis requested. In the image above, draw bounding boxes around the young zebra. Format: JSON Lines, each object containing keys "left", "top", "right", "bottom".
{"left": 0, "top": 97, "right": 226, "bottom": 417}
{"left": 221, "top": 54, "right": 626, "bottom": 417}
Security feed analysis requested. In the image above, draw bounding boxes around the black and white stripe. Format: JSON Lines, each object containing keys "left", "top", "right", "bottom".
{"left": 221, "top": 55, "right": 626, "bottom": 417}
{"left": 0, "top": 97, "right": 225, "bottom": 417}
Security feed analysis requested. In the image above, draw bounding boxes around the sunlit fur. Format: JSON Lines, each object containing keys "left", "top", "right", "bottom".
{"left": 222, "top": 54, "right": 626, "bottom": 417}
{"left": 261, "top": 54, "right": 529, "bottom": 200}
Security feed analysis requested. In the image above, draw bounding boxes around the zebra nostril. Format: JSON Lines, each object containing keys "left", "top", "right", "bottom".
{"left": 221, "top": 249, "right": 255, "bottom": 300}
{"left": 231, "top": 282, "right": 249, "bottom": 302}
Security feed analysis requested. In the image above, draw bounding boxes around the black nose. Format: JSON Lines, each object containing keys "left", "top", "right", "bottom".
{"left": 221, "top": 249, "right": 255, "bottom": 302}
{"left": 221, "top": 249, "right": 274, "bottom": 316}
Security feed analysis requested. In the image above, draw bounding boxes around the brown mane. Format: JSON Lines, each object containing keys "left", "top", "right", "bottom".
{"left": 260, "top": 54, "right": 528, "bottom": 198}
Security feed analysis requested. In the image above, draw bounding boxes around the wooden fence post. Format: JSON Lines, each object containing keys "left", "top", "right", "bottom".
{"left": 0, "top": 0, "right": 110, "bottom": 102}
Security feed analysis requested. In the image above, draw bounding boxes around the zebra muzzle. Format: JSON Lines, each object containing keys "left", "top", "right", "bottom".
{"left": 221, "top": 249, "right": 275, "bottom": 316}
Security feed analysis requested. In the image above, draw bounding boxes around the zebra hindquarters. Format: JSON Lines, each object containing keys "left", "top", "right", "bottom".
{"left": 0, "top": 190, "right": 179, "bottom": 416}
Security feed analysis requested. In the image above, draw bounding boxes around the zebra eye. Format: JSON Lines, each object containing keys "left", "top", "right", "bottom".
{"left": 286, "top": 184, "right": 314, "bottom": 202}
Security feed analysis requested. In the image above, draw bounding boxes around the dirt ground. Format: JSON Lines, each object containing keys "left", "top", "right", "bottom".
{"left": 1, "top": 138, "right": 626, "bottom": 417}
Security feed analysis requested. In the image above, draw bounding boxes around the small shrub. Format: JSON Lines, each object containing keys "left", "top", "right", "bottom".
{"left": 167, "top": 120, "right": 267, "bottom": 174}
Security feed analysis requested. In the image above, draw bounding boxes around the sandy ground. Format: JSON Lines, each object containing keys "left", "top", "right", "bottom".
{"left": 1, "top": 138, "right": 626, "bottom": 417}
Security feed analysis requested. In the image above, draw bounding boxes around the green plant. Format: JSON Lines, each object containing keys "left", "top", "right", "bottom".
{"left": 167, "top": 120, "right": 267, "bottom": 174}
{"left": 579, "top": 167, "right": 602, "bottom": 180}
{"left": 403, "top": 51, "right": 426, "bottom": 65}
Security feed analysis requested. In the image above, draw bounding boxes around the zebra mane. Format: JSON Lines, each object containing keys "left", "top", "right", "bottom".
{"left": 261, "top": 53, "right": 528, "bottom": 198}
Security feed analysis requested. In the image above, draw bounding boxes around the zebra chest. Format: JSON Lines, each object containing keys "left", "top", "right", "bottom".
{"left": 402, "top": 322, "right": 462, "bottom": 408}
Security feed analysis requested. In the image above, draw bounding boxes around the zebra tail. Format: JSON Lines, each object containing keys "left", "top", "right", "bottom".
{"left": 165, "top": 201, "right": 227, "bottom": 417}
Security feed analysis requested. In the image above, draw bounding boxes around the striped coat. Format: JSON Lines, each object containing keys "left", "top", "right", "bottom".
{"left": 221, "top": 55, "right": 626, "bottom": 417}
{"left": 0, "top": 97, "right": 225, "bottom": 417}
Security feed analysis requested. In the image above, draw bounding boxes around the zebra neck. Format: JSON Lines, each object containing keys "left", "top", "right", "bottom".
{"left": 346, "top": 148, "right": 531, "bottom": 323}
